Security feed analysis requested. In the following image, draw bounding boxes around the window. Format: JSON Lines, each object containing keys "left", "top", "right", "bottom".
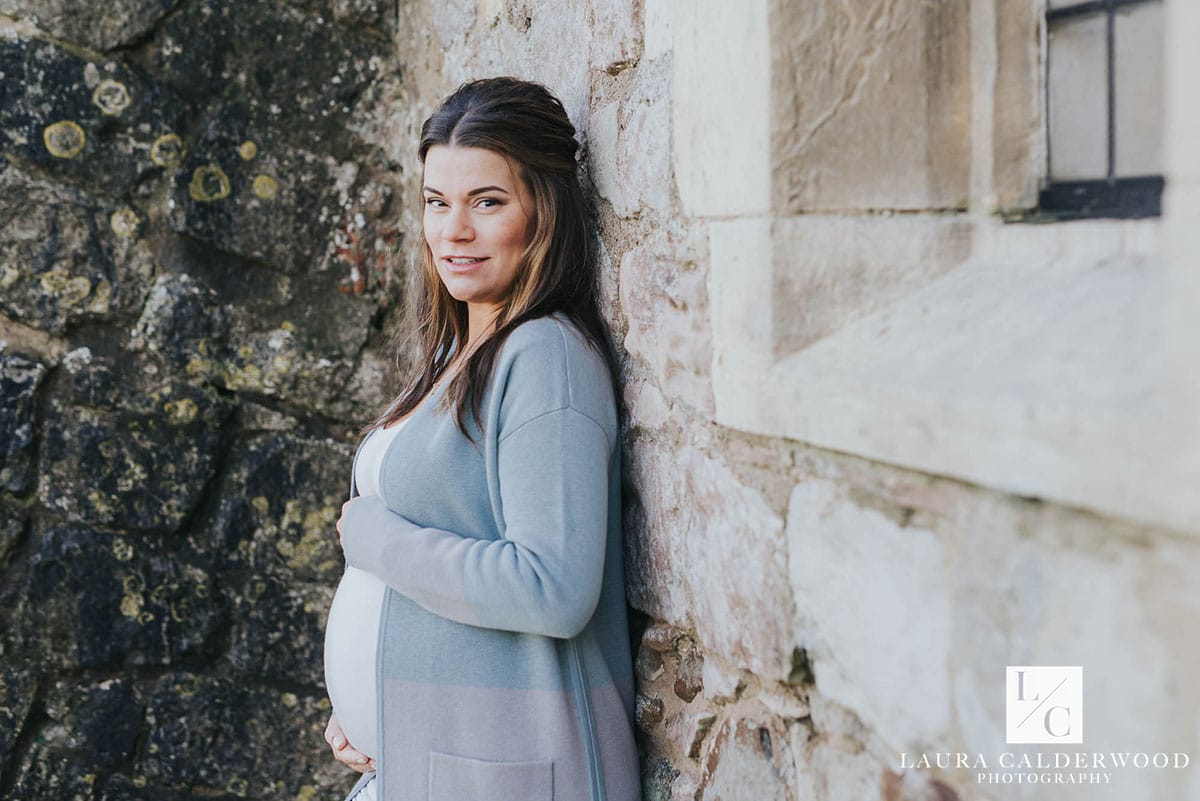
{"left": 1041, "top": 0, "right": 1165, "bottom": 218}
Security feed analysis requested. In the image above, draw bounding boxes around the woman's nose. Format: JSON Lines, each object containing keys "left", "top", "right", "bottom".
{"left": 441, "top": 206, "right": 474, "bottom": 241}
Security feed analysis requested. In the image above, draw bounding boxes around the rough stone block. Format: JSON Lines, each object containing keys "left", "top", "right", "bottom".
{"left": 0, "top": 0, "right": 181, "bottom": 51}
{"left": 149, "top": 245, "right": 378, "bottom": 414}
{"left": 203, "top": 432, "right": 352, "bottom": 584}
{"left": 619, "top": 242, "right": 712, "bottom": 413}
{"left": 145, "top": 0, "right": 384, "bottom": 147}
{"left": 164, "top": 109, "right": 347, "bottom": 275}
{"left": 671, "top": 0, "right": 771, "bottom": 216}
{"left": 770, "top": 216, "right": 972, "bottom": 355}
{"left": 127, "top": 273, "right": 228, "bottom": 367}
{"left": 642, "top": 758, "right": 682, "bottom": 801}
{"left": 0, "top": 168, "right": 156, "bottom": 334}
{"left": 771, "top": 0, "right": 971, "bottom": 211}
{"left": 429, "top": 0, "right": 476, "bottom": 46}
{"left": 0, "top": 351, "right": 46, "bottom": 494}
{"left": 787, "top": 478, "right": 952, "bottom": 747}
{"left": 643, "top": 0, "right": 672, "bottom": 61}
{"left": 627, "top": 443, "right": 792, "bottom": 680}
{"left": 0, "top": 32, "right": 189, "bottom": 195}
{"left": 227, "top": 576, "right": 334, "bottom": 686}
{"left": 588, "top": 0, "right": 643, "bottom": 70}
{"left": 698, "top": 718, "right": 794, "bottom": 801}
{"left": 991, "top": 0, "right": 1041, "bottom": 210}
{"left": 701, "top": 657, "right": 746, "bottom": 705}
{"left": 637, "top": 693, "right": 666, "bottom": 732}
{"left": 8, "top": 743, "right": 99, "bottom": 801}
{"left": 139, "top": 673, "right": 343, "bottom": 797}
{"left": 22, "top": 526, "right": 220, "bottom": 669}
{"left": 673, "top": 637, "right": 704, "bottom": 703}
{"left": 0, "top": 666, "right": 36, "bottom": 772}
{"left": 42, "top": 678, "right": 142, "bottom": 768}
{"left": 949, "top": 498, "right": 1180, "bottom": 772}
{"left": 40, "top": 359, "right": 230, "bottom": 531}
{"left": 593, "top": 63, "right": 672, "bottom": 219}
{"left": 664, "top": 708, "right": 717, "bottom": 761}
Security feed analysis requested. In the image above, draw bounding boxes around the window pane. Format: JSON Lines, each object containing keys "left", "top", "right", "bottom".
{"left": 1047, "top": 14, "right": 1107, "bottom": 181}
{"left": 1114, "top": 2, "right": 1164, "bottom": 175}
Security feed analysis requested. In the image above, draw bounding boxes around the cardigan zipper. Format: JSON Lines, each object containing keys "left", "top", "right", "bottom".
{"left": 569, "top": 637, "right": 606, "bottom": 801}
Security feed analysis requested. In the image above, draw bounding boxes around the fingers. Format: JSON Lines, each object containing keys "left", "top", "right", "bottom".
{"left": 324, "top": 713, "right": 375, "bottom": 773}
{"left": 333, "top": 741, "right": 376, "bottom": 774}
{"left": 337, "top": 499, "right": 353, "bottom": 547}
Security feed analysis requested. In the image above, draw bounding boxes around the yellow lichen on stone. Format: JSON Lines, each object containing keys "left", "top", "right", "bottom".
{"left": 252, "top": 174, "right": 279, "bottom": 199}
{"left": 43, "top": 120, "right": 86, "bottom": 158}
{"left": 151, "top": 133, "right": 186, "bottom": 168}
{"left": 223, "top": 361, "right": 263, "bottom": 390}
{"left": 280, "top": 320, "right": 297, "bottom": 333}
{"left": 110, "top": 208, "right": 140, "bottom": 238}
{"left": 189, "top": 164, "right": 232, "bottom": 202}
{"left": 40, "top": 269, "right": 92, "bottom": 306}
{"left": 120, "top": 590, "right": 144, "bottom": 620}
{"left": 169, "top": 598, "right": 191, "bottom": 622}
{"left": 278, "top": 527, "right": 327, "bottom": 570}
{"left": 92, "top": 79, "right": 131, "bottom": 115}
{"left": 163, "top": 397, "right": 199, "bottom": 425}
{"left": 251, "top": 496, "right": 270, "bottom": 516}
{"left": 295, "top": 785, "right": 318, "bottom": 801}
{"left": 239, "top": 140, "right": 258, "bottom": 160}
{"left": 281, "top": 692, "right": 299, "bottom": 708}
{"left": 185, "top": 356, "right": 213, "bottom": 379}
{"left": 0, "top": 265, "right": 18, "bottom": 289}
{"left": 112, "top": 537, "right": 134, "bottom": 562}
{"left": 86, "top": 278, "right": 112, "bottom": 314}
{"left": 86, "top": 489, "right": 113, "bottom": 518}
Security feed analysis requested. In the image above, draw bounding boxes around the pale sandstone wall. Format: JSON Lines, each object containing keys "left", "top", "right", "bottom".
{"left": 369, "top": 2, "right": 1200, "bottom": 801}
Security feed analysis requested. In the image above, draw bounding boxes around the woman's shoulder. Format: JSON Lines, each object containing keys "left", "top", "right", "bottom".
{"left": 494, "top": 313, "right": 616, "bottom": 436}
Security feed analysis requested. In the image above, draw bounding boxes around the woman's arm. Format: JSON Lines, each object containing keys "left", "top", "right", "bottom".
{"left": 338, "top": 404, "right": 612, "bottom": 639}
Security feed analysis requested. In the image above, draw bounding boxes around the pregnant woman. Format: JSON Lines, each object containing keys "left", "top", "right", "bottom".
{"left": 321, "top": 77, "right": 641, "bottom": 801}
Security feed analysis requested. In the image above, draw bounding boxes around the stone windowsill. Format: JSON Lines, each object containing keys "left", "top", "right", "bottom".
{"left": 711, "top": 216, "right": 1200, "bottom": 535}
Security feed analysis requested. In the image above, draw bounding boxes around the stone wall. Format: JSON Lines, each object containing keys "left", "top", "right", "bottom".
{"left": 3, "top": 1, "right": 1199, "bottom": 801}
{"left": 0, "top": 1, "right": 404, "bottom": 797}
{"left": 383, "top": 2, "right": 1200, "bottom": 801}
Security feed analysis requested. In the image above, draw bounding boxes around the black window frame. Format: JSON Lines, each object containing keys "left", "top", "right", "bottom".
{"left": 1038, "top": 0, "right": 1164, "bottom": 220}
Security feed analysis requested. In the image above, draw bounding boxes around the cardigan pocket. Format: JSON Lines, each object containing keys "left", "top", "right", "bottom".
{"left": 428, "top": 750, "right": 553, "bottom": 801}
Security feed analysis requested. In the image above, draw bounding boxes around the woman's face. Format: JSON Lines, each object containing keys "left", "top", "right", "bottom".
{"left": 422, "top": 145, "right": 535, "bottom": 324}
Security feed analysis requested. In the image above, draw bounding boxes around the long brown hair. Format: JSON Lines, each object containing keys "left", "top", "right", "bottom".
{"left": 370, "top": 77, "right": 619, "bottom": 438}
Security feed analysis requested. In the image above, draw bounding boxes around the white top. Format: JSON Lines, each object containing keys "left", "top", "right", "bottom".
{"left": 323, "top": 418, "right": 408, "bottom": 761}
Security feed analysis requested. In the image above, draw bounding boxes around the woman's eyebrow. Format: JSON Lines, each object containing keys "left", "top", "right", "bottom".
{"left": 421, "top": 185, "right": 511, "bottom": 196}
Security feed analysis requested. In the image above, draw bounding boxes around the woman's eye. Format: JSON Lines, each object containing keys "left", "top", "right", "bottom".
{"left": 424, "top": 197, "right": 446, "bottom": 208}
{"left": 476, "top": 197, "right": 502, "bottom": 208}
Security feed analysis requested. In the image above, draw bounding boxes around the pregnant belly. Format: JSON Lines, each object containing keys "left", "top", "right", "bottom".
{"left": 324, "top": 566, "right": 388, "bottom": 760}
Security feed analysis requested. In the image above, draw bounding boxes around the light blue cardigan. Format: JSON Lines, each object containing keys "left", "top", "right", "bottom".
{"left": 339, "top": 314, "right": 641, "bottom": 801}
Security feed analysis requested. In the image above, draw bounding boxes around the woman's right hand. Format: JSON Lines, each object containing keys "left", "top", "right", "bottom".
{"left": 324, "top": 712, "right": 376, "bottom": 774}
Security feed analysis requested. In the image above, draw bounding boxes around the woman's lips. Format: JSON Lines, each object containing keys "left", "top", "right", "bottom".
{"left": 442, "top": 256, "right": 488, "bottom": 272}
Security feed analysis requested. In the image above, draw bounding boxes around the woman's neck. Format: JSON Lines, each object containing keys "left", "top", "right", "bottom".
{"left": 466, "top": 302, "right": 501, "bottom": 344}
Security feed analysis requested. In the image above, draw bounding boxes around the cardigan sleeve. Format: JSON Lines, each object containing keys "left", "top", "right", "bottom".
{"left": 339, "top": 403, "right": 613, "bottom": 639}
